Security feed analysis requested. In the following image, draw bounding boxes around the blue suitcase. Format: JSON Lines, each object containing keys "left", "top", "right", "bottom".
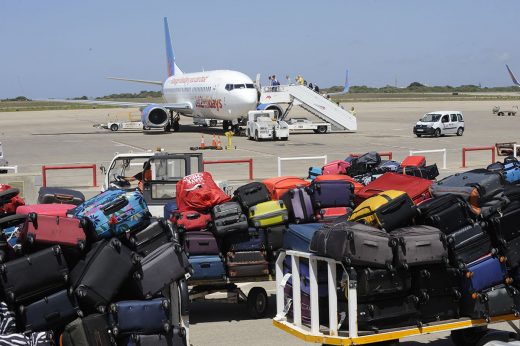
{"left": 109, "top": 299, "right": 170, "bottom": 336}
{"left": 163, "top": 200, "right": 177, "bottom": 219}
{"left": 69, "top": 189, "right": 126, "bottom": 217}
{"left": 504, "top": 163, "right": 520, "bottom": 184}
{"left": 462, "top": 254, "right": 507, "bottom": 294}
{"left": 307, "top": 167, "right": 322, "bottom": 180}
{"left": 283, "top": 223, "right": 322, "bottom": 252}
{"left": 79, "top": 190, "right": 150, "bottom": 239}
{"left": 189, "top": 255, "right": 226, "bottom": 280}
{"left": 224, "top": 228, "right": 266, "bottom": 252}
{"left": 308, "top": 180, "right": 354, "bottom": 209}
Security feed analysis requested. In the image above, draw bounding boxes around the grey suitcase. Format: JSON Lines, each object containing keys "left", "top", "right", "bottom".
{"left": 461, "top": 284, "right": 519, "bottom": 322}
{"left": 211, "top": 202, "right": 249, "bottom": 236}
{"left": 61, "top": 314, "right": 113, "bottom": 346}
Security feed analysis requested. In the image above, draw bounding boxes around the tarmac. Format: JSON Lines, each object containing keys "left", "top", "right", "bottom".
{"left": 1, "top": 98, "right": 520, "bottom": 345}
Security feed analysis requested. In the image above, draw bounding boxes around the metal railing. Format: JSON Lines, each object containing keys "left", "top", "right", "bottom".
{"left": 277, "top": 156, "right": 327, "bottom": 177}
{"left": 41, "top": 164, "right": 97, "bottom": 187}
{"left": 409, "top": 149, "right": 447, "bottom": 169}
{"left": 203, "top": 159, "right": 254, "bottom": 180}
{"left": 462, "top": 146, "right": 495, "bottom": 168}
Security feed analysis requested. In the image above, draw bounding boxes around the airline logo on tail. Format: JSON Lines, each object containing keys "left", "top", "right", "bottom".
{"left": 343, "top": 69, "right": 350, "bottom": 93}
{"left": 506, "top": 64, "right": 520, "bottom": 86}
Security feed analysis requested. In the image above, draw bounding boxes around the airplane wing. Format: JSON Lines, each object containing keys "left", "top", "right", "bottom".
{"left": 107, "top": 77, "right": 163, "bottom": 85}
{"left": 35, "top": 98, "right": 193, "bottom": 112}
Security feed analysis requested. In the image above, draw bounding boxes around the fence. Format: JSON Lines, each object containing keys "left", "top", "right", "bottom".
{"left": 462, "top": 147, "right": 495, "bottom": 168}
{"left": 409, "top": 149, "right": 447, "bottom": 169}
{"left": 0, "top": 166, "right": 18, "bottom": 173}
{"left": 278, "top": 156, "right": 327, "bottom": 177}
{"left": 203, "top": 159, "right": 254, "bottom": 180}
{"left": 41, "top": 164, "right": 97, "bottom": 187}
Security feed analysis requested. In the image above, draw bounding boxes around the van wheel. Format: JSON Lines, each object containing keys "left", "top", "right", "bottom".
{"left": 416, "top": 134, "right": 422, "bottom": 137}
{"left": 316, "top": 126, "right": 327, "bottom": 134}
{"left": 457, "top": 127, "right": 464, "bottom": 136}
{"left": 434, "top": 129, "right": 441, "bottom": 137}
{"left": 110, "top": 124, "right": 119, "bottom": 132}
{"left": 498, "top": 112, "right": 504, "bottom": 116}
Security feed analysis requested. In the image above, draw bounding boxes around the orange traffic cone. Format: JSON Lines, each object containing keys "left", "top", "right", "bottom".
{"left": 216, "top": 136, "right": 222, "bottom": 150}
{"left": 199, "top": 135, "right": 205, "bottom": 149}
{"left": 211, "top": 134, "right": 217, "bottom": 147}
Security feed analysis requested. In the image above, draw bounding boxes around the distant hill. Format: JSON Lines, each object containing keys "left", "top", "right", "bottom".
{"left": 322, "top": 82, "right": 520, "bottom": 94}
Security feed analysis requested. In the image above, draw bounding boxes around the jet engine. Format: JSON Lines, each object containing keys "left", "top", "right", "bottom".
{"left": 256, "top": 103, "right": 284, "bottom": 119}
{"left": 141, "top": 104, "right": 169, "bottom": 128}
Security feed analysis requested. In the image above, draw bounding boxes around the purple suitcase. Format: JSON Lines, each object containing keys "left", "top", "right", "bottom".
{"left": 182, "top": 231, "right": 220, "bottom": 256}
{"left": 281, "top": 187, "right": 315, "bottom": 224}
{"left": 308, "top": 180, "right": 354, "bottom": 209}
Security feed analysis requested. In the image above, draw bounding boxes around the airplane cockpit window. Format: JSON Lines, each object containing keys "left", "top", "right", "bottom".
{"left": 246, "top": 84, "right": 255, "bottom": 88}
{"left": 233, "top": 84, "right": 246, "bottom": 89}
{"left": 226, "top": 84, "right": 252, "bottom": 90}
{"left": 225, "top": 84, "right": 233, "bottom": 91}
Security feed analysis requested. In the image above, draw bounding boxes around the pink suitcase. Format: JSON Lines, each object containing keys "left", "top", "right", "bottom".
{"left": 16, "top": 204, "right": 77, "bottom": 217}
{"left": 322, "top": 160, "right": 350, "bottom": 175}
{"left": 19, "top": 213, "right": 87, "bottom": 249}
{"left": 400, "top": 156, "right": 426, "bottom": 168}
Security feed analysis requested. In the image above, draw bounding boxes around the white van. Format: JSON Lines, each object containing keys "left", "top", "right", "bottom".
{"left": 413, "top": 111, "right": 464, "bottom": 137}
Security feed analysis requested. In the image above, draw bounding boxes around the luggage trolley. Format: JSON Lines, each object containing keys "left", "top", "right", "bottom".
{"left": 273, "top": 250, "right": 520, "bottom": 345}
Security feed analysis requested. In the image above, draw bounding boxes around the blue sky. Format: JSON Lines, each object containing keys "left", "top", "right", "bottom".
{"left": 0, "top": 0, "right": 518, "bottom": 98}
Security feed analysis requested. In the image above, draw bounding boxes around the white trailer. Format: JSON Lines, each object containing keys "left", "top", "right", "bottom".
{"left": 245, "top": 110, "right": 289, "bottom": 141}
{"left": 95, "top": 121, "right": 144, "bottom": 132}
{"left": 192, "top": 117, "right": 223, "bottom": 127}
{"left": 286, "top": 117, "right": 331, "bottom": 134}
{"left": 493, "top": 106, "right": 518, "bottom": 116}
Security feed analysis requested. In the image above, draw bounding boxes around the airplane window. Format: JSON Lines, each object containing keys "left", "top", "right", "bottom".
{"left": 233, "top": 84, "right": 246, "bottom": 89}
{"left": 225, "top": 84, "right": 233, "bottom": 91}
{"left": 246, "top": 84, "right": 255, "bottom": 89}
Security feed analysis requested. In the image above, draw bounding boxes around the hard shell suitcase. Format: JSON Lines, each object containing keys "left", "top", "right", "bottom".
{"left": 109, "top": 299, "right": 170, "bottom": 336}
{"left": 415, "top": 194, "right": 475, "bottom": 234}
{"left": 308, "top": 180, "right": 354, "bottom": 209}
{"left": 227, "top": 250, "right": 269, "bottom": 278}
{"left": 248, "top": 200, "right": 289, "bottom": 228}
{"left": 211, "top": 202, "right": 249, "bottom": 236}
{"left": 17, "top": 204, "right": 77, "bottom": 217}
{"left": 462, "top": 254, "right": 507, "bottom": 294}
{"left": 390, "top": 226, "right": 449, "bottom": 269}
{"left": 172, "top": 210, "right": 212, "bottom": 232}
{"left": 315, "top": 207, "right": 352, "bottom": 222}
{"left": 183, "top": 231, "right": 220, "bottom": 256}
{"left": 129, "top": 219, "right": 174, "bottom": 257}
{"left": 188, "top": 255, "right": 226, "bottom": 281}
{"left": 400, "top": 155, "right": 426, "bottom": 168}
{"left": 418, "top": 294, "right": 460, "bottom": 323}
{"left": 224, "top": 228, "right": 265, "bottom": 252}
{"left": 356, "top": 173, "right": 432, "bottom": 205}
{"left": 61, "top": 314, "right": 113, "bottom": 346}
{"left": 69, "top": 189, "right": 126, "bottom": 217}
{"left": 281, "top": 187, "right": 315, "bottom": 224}
{"left": 349, "top": 190, "right": 416, "bottom": 232}
{"left": 233, "top": 182, "right": 271, "bottom": 211}
{"left": 283, "top": 223, "right": 322, "bottom": 252}
{"left": 309, "top": 221, "right": 394, "bottom": 269}
{"left": 0, "top": 245, "right": 69, "bottom": 304}
{"left": 262, "top": 176, "right": 310, "bottom": 200}
{"left": 461, "top": 284, "right": 518, "bottom": 321}
{"left": 402, "top": 164, "right": 439, "bottom": 180}
{"left": 265, "top": 225, "right": 285, "bottom": 251}
{"left": 355, "top": 296, "right": 420, "bottom": 331}
{"left": 447, "top": 224, "right": 493, "bottom": 268}
{"left": 314, "top": 174, "right": 364, "bottom": 194}
{"left": 322, "top": 160, "right": 350, "bottom": 175}
{"left": 20, "top": 289, "right": 81, "bottom": 332}
{"left": 37, "top": 187, "right": 85, "bottom": 206}
{"left": 71, "top": 239, "right": 137, "bottom": 312}
{"left": 356, "top": 268, "right": 411, "bottom": 301}
{"left": 307, "top": 167, "right": 322, "bottom": 180}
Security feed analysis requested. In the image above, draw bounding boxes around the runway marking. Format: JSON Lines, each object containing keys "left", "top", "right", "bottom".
{"left": 111, "top": 140, "right": 148, "bottom": 151}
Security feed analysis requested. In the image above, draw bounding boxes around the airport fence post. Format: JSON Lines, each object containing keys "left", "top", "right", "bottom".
{"left": 461, "top": 146, "right": 495, "bottom": 168}
{"left": 202, "top": 159, "right": 254, "bottom": 180}
{"left": 277, "top": 156, "right": 328, "bottom": 177}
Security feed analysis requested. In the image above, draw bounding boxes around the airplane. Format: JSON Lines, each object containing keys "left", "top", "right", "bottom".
{"left": 506, "top": 64, "right": 520, "bottom": 87}
{"left": 47, "top": 18, "right": 259, "bottom": 133}
{"left": 324, "top": 69, "right": 350, "bottom": 96}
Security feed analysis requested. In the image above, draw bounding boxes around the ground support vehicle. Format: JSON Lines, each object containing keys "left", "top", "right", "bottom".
{"left": 413, "top": 111, "right": 464, "bottom": 137}
{"left": 246, "top": 110, "right": 289, "bottom": 141}
{"left": 287, "top": 118, "right": 331, "bottom": 134}
{"left": 273, "top": 250, "right": 520, "bottom": 345}
{"left": 95, "top": 121, "right": 145, "bottom": 132}
{"left": 192, "top": 117, "right": 223, "bottom": 127}
{"left": 493, "top": 106, "right": 518, "bottom": 116}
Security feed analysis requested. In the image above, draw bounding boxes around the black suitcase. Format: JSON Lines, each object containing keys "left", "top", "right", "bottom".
{"left": 390, "top": 226, "right": 448, "bottom": 269}
{"left": 418, "top": 294, "right": 460, "bottom": 323}
{"left": 447, "top": 224, "right": 493, "bottom": 268}
{"left": 109, "top": 298, "right": 170, "bottom": 336}
{"left": 0, "top": 188, "right": 20, "bottom": 207}
{"left": 37, "top": 187, "right": 85, "bottom": 206}
{"left": 489, "top": 201, "right": 520, "bottom": 243}
{"left": 346, "top": 152, "right": 381, "bottom": 177}
{"left": 0, "top": 245, "right": 69, "bottom": 304}
{"left": 415, "top": 194, "right": 475, "bottom": 234}
{"left": 460, "top": 284, "right": 519, "bottom": 322}
{"left": 355, "top": 295, "right": 420, "bottom": 331}
{"left": 133, "top": 243, "right": 190, "bottom": 299}
{"left": 20, "top": 289, "right": 81, "bottom": 332}
{"left": 501, "top": 236, "right": 520, "bottom": 268}
{"left": 356, "top": 268, "right": 411, "bottom": 302}
{"left": 233, "top": 182, "right": 270, "bottom": 211}
{"left": 411, "top": 265, "right": 462, "bottom": 298}
{"left": 402, "top": 164, "right": 439, "bottom": 180}
{"left": 0, "top": 213, "right": 28, "bottom": 262}
{"left": 120, "top": 333, "right": 174, "bottom": 345}
{"left": 310, "top": 221, "right": 393, "bottom": 269}
{"left": 71, "top": 239, "right": 138, "bottom": 312}
{"left": 130, "top": 218, "right": 174, "bottom": 257}
{"left": 61, "top": 314, "right": 113, "bottom": 346}
{"left": 211, "top": 202, "right": 249, "bottom": 236}
{"left": 265, "top": 225, "right": 285, "bottom": 251}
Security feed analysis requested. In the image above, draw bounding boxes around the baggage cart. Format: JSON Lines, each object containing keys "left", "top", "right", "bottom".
{"left": 273, "top": 250, "right": 520, "bottom": 345}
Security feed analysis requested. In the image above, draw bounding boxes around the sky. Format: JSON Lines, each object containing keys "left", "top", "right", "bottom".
{"left": 0, "top": 0, "right": 519, "bottom": 99}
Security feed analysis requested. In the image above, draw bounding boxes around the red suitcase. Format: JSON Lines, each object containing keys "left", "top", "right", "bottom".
{"left": 322, "top": 160, "right": 350, "bottom": 175}
{"left": 19, "top": 213, "right": 87, "bottom": 249}
{"left": 262, "top": 176, "right": 310, "bottom": 200}
{"left": 356, "top": 172, "right": 432, "bottom": 205}
{"left": 172, "top": 210, "right": 212, "bottom": 232}
{"left": 400, "top": 155, "right": 426, "bottom": 168}
{"left": 314, "top": 174, "right": 364, "bottom": 194}
{"left": 315, "top": 207, "right": 352, "bottom": 222}
{"left": 16, "top": 204, "right": 76, "bottom": 217}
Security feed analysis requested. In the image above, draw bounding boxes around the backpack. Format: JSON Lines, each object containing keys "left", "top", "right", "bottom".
{"left": 176, "top": 172, "right": 231, "bottom": 212}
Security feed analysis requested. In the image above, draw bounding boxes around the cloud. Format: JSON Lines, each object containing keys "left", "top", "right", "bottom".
{"left": 496, "top": 52, "right": 511, "bottom": 62}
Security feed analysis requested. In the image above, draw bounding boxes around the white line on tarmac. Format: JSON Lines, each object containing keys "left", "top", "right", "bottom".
{"left": 111, "top": 140, "right": 148, "bottom": 151}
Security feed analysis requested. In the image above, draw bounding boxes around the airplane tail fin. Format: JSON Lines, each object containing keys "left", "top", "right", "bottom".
{"left": 164, "top": 17, "right": 183, "bottom": 77}
{"left": 343, "top": 69, "right": 350, "bottom": 93}
{"left": 506, "top": 64, "right": 520, "bottom": 86}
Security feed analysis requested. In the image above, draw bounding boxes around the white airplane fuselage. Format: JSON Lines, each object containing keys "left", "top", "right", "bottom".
{"left": 163, "top": 70, "right": 258, "bottom": 121}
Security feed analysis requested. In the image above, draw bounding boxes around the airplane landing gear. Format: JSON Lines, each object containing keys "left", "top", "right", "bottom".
{"left": 223, "top": 120, "right": 231, "bottom": 132}
{"left": 166, "top": 112, "right": 181, "bottom": 132}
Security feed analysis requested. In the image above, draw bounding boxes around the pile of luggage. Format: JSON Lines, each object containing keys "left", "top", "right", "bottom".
{"left": 0, "top": 186, "right": 190, "bottom": 345}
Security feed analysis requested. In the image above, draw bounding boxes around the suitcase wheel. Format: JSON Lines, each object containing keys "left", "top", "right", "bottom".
{"left": 63, "top": 273, "right": 69, "bottom": 283}
{"left": 419, "top": 291, "right": 429, "bottom": 301}
{"left": 163, "top": 321, "right": 171, "bottom": 333}
{"left": 109, "top": 303, "right": 118, "bottom": 314}
{"left": 452, "top": 289, "right": 462, "bottom": 301}
{"left": 389, "top": 238, "right": 398, "bottom": 247}
{"left": 133, "top": 272, "right": 142, "bottom": 280}
{"left": 53, "top": 245, "right": 62, "bottom": 256}
{"left": 505, "top": 277, "right": 514, "bottom": 285}
{"left": 419, "top": 269, "right": 431, "bottom": 279}
{"left": 27, "top": 234, "right": 35, "bottom": 245}
{"left": 97, "top": 305, "right": 106, "bottom": 314}
{"left": 76, "top": 288, "right": 87, "bottom": 298}
{"left": 465, "top": 271, "right": 474, "bottom": 279}
{"left": 112, "top": 326, "right": 119, "bottom": 336}
{"left": 408, "top": 295, "right": 420, "bottom": 304}
{"left": 111, "top": 239, "right": 122, "bottom": 250}
{"left": 77, "top": 310, "right": 84, "bottom": 318}
{"left": 162, "top": 299, "right": 170, "bottom": 310}
{"left": 18, "top": 305, "right": 25, "bottom": 316}
{"left": 77, "top": 240, "right": 86, "bottom": 251}
{"left": 416, "top": 321, "right": 423, "bottom": 329}
{"left": 447, "top": 237, "right": 454, "bottom": 245}
{"left": 401, "top": 262, "right": 409, "bottom": 270}
{"left": 499, "top": 255, "right": 507, "bottom": 263}
{"left": 131, "top": 253, "right": 142, "bottom": 265}
{"left": 514, "top": 309, "right": 520, "bottom": 318}
{"left": 347, "top": 232, "right": 354, "bottom": 241}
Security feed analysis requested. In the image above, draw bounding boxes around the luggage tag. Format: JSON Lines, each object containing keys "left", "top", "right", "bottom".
{"left": 338, "top": 311, "right": 347, "bottom": 330}
{"left": 280, "top": 273, "right": 292, "bottom": 288}
{"left": 282, "top": 298, "right": 292, "bottom": 317}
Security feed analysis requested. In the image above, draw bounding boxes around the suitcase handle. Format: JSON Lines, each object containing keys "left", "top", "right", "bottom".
{"left": 198, "top": 242, "right": 210, "bottom": 246}
{"left": 102, "top": 197, "right": 128, "bottom": 215}
{"left": 363, "top": 240, "right": 378, "bottom": 248}
{"left": 186, "top": 213, "right": 200, "bottom": 220}
{"left": 179, "top": 278, "right": 190, "bottom": 315}
{"left": 245, "top": 185, "right": 262, "bottom": 194}
{"left": 380, "top": 199, "right": 407, "bottom": 215}
{"left": 53, "top": 193, "right": 74, "bottom": 202}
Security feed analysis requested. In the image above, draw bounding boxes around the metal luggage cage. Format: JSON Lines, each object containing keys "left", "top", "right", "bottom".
{"left": 273, "top": 250, "right": 520, "bottom": 345}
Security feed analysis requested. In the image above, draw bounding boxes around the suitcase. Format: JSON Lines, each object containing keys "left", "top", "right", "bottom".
{"left": 68, "top": 189, "right": 127, "bottom": 217}
{"left": 133, "top": 243, "right": 190, "bottom": 298}
{"left": 462, "top": 254, "right": 508, "bottom": 294}
{"left": 248, "top": 200, "right": 289, "bottom": 228}
{"left": 16, "top": 204, "right": 77, "bottom": 217}
{"left": 224, "top": 228, "right": 266, "bottom": 252}
{"left": 461, "top": 284, "right": 518, "bottom": 321}
{"left": 314, "top": 174, "right": 364, "bottom": 194}
{"left": 61, "top": 314, "right": 113, "bottom": 346}
{"left": 355, "top": 296, "right": 420, "bottom": 331}
{"left": 188, "top": 255, "right": 226, "bottom": 281}
{"left": 356, "top": 173, "right": 432, "bottom": 205}
{"left": 415, "top": 194, "right": 475, "bottom": 234}
{"left": 503, "top": 164, "right": 520, "bottom": 184}
{"left": 308, "top": 180, "right": 354, "bottom": 209}
{"left": 20, "top": 289, "right": 81, "bottom": 332}
{"left": 0, "top": 214, "right": 28, "bottom": 261}
{"left": 373, "top": 160, "right": 401, "bottom": 174}
{"left": 283, "top": 283, "right": 330, "bottom": 327}
{"left": 233, "top": 182, "right": 271, "bottom": 211}
{"left": 489, "top": 201, "right": 520, "bottom": 242}
{"left": 315, "top": 207, "right": 352, "bottom": 222}
{"left": 226, "top": 251, "right": 269, "bottom": 278}
{"left": 163, "top": 200, "right": 177, "bottom": 219}
{"left": 418, "top": 294, "right": 460, "bottom": 323}
{"left": 119, "top": 333, "right": 174, "bottom": 346}
{"left": 262, "top": 176, "right": 310, "bottom": 200}
{"left": 356, "top": 268, "right": 411, "bottom": 302}
{"left": 402, "top": 164, "right": 439, "bottom": 180}
{"left": 283, "top": 256, "right": 329, "bottom": 298}
{"left": 281, "top": 187, "right": 315, "bottom": 224}
{"left": 265, "top": 225, "right": 285, "bottom": 251}
{"left": 309, "top": 220, "right": 394, "bottom": 269}
{"left": 18, "top": 213, "right": 87, "bottom": 250}
{"left": 349, "top": 190, "right": 416, "bottom": 232}
{"left": 130, "top": 219, "right": 174, "bottom": 257}
{"left": 71, "top": 239, "right": 138, "bottom": 312}
{"left": 37, "top": 187, "right": 85, "bottom": 206}
{"left": 447, "top": 224, "right": 493, "bottom": 268}
{"left": 172, "top": 210, "right": 212, "bottom": 232}
{"left": 390, "top": 226, "right": 449, "bottom": 269}
{"left": 109, "top": 299, "right": 170, "bottom": 336}
{"left": 183, "top": 231, "right": 220, "bottom": 256}
{"left": 411, "top": 265, "right": 462, "bottom": 298}
{"left": 0, "top": 245, "right": 69, "bottom": 304}
{"left": 400, "top": 155, "right": 426, "bottom": 168}
{"left": 0, "top": 188, "right": 20, "bottom": 207}
{"left": 322, "top": 160, "right": 350, "bottom": 175}
{"left": 307, "top": 166, "right": 322, "bottom": 180}
{"left": 283, "top": 223, "right": 322, "bottom": 252}
{"left": 80, "top": 190, "right": 150, "bottom": 240}
{"left": 211, "top": 202, "right": 249, "bottom": 236}
{"left": 346, "top": 152, "right": 381, "bottom": 177}
{"left": 501, "top": 236, "right": 520, "bottom": 268}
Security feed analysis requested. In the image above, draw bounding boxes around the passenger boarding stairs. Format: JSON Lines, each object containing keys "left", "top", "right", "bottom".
{"left": 260, "top": 85, "right": 357, "bottom": 131}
